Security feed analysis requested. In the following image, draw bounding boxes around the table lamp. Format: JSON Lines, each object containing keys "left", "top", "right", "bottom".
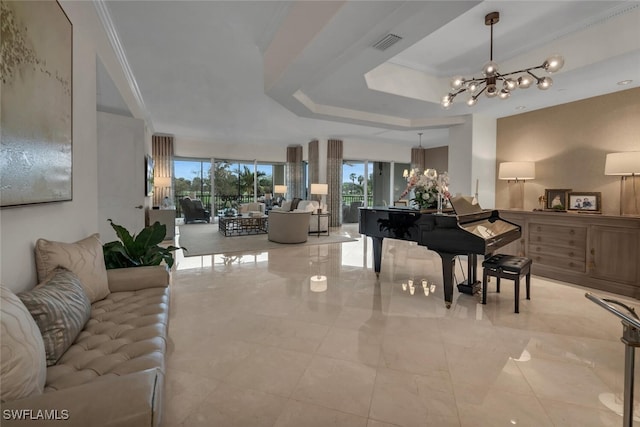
{"left": 310, "top": 183, "right": 328, "bottom": 213}
{"left": 499, "top": 162, "right": 535, "bottom": 210}
{"left": 605, "top": 152, "right": 640, "bottom": 216}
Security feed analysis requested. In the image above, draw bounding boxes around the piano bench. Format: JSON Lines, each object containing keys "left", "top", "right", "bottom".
{"left": 482, "top": 254, "right": 532, "bottom": 313}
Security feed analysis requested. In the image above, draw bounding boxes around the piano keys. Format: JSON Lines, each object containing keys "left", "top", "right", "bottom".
{"left": 358, "top": 206, "right": 521, "bottom": 308}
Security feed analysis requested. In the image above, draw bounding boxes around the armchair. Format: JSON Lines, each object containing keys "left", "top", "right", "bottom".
{"left": 180, "top": 197, "right": 210, "bottom": 223}
{"left": 268, "top": 210, "right": 311, "bottom": 244}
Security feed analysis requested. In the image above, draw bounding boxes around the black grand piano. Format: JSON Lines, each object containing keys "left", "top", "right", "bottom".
{"left": 359, "top": 197, "right": 521, "bottom": 308}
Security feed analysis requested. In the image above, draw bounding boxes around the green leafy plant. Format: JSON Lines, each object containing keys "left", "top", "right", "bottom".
{"left": 103, "top": 219, "right": 184, "bottom": 269}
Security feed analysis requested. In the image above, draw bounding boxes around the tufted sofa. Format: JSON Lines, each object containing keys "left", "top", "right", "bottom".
{"left": 1, "top": 235, "right": 170, "bottom": 427}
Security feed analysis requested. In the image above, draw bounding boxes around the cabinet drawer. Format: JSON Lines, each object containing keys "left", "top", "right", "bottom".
{"left": 528, "top": 244, "right": 585, "bottom": 261}
{"left": 529, "top": 253, "right": 586, "bottom": 272}
{"left": 529, "top": 223, "right": 586, "bottom": 249}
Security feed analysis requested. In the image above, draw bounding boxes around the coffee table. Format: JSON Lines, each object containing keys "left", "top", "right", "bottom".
{"left": 218, "top": 215, "right": 268, "bottom": 237}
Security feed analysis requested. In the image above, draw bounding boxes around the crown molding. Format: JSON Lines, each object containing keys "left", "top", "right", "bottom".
{"left": 93, "top": 0, "right": 154, "bottom": 133}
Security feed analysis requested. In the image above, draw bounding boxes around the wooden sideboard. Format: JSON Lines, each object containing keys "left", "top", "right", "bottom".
{"left": 499, "top": 210, "right": 640, "bottom": 299}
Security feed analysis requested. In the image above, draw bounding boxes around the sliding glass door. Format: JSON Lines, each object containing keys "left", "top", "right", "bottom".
{"left": 174, "top": 158, "right": 212, "bottom": 215}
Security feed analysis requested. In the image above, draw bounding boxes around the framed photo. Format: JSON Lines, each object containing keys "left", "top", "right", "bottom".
{"left": 394, "top": 200, "right": 409, "bottom": 206}
{"left": 1, "top": 0, "right": 73, "bottom": 207}
{"left": 145, "top": 155, "right": 155, "bottom": 197}
{"left": 568, "top": 192, "right": 602, "bottom": 213}
{"left": 545, "top": 189, "right": 571, "bottom": 211}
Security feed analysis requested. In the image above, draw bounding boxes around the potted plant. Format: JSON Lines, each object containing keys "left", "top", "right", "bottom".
{"left": 103, "top": 219, "right": 184, "bottom": 269}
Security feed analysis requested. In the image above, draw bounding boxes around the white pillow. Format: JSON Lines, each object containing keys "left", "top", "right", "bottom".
{"left": 280, "top": 201, "right": 292, "bottom": 211}
{"left": 34, "top": 234, "right": 110, "bottom": 303}
{"left": 0, "top": 286, "right": 47, "bottom": 402}
{"left": 296, "top": 200, "right": 318, "bottom": 213}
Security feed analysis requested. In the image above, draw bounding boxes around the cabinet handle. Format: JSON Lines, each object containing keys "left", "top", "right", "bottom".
{"left": 537, "top": 236, "right": 541, "bottom": 242}
{"left": 569, "top": 229, "right": 575, "bottom": 235}
{"left": 537, "top": 247, "right": 541, "bottom": 252}
{"left": 569, "top": 240, "right": 574, "bottom": 246}
{"left": 569, "top": 252, "right": 574, "bottom": 257}
{"left": 591, "top": 248, "right": 595, "bottom": 255}
{"left": 569, "top": 262, "right": 574, "bottom": 268}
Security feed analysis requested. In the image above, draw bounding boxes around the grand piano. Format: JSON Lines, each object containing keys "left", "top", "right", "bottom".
{"left": 359, "top": 197, "right": 521, "bottom": 308}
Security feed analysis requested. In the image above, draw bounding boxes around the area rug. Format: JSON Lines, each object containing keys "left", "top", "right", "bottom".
{"left": 178, "top": 223, "right": 357, "bottom": 257}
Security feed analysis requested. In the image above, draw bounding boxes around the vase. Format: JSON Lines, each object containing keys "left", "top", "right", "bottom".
{"left": 436, "top": 193, "right": 443, "bottom": 214}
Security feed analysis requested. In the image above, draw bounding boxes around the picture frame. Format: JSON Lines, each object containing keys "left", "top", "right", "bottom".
{"left": 544, "top": 189, "right": 571, "bottom": 211}
{"left": 394, "top": 200, "right": 409, "bottom": 206}
{"left": 145, "top": 155, "right": 154, "bottom": 197}
{"left": 1, "top": 0, "right": 73, "bottom": 207}
{"left": 568, "top": 192, "right": 602, "bottom": 213}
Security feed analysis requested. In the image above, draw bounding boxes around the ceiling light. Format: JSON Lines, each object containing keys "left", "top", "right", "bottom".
{"left": 442, "top": 12, "right": 564, "bottom": 109}
{"left": 617, "top": 80, "right": 633, "bottom": 85}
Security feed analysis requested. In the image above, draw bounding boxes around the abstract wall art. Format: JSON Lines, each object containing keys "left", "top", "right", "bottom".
{"left": 1, "top": 0, "right": 72, "bottom": 207}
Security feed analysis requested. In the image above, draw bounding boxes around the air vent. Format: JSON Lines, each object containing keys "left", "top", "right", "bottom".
{"left": 372, "top": 34, "right": 402, "bottom": 51}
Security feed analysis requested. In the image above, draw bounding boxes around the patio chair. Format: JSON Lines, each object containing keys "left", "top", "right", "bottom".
{"left": 180, "top": 197, "right": 210, "bottom": 223}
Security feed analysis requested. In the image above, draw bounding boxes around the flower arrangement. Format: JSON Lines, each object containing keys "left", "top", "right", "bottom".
{"left": 400, "top": 168, "right": 451, "bottom": 210}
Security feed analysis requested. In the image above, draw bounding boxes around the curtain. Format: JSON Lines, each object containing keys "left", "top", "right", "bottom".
{"left": 152, "top": 134, "right": 174, "bottom": 207}
{"left": 286, "top": 145, "right": 304, "bottom": 200}
{"left": 308, "top": 139, "right": 319, "bottom": 186}
{"left": 327, "top": 139, "right": 343, "bottom": 226}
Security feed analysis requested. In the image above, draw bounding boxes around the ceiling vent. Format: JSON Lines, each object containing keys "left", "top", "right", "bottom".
{"left": 372, "top": 34, "right": 402, "bottom": 51}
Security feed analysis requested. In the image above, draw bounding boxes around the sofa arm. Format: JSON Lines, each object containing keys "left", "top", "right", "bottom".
{"left": 1, "top": 369, "right": 164, "bottom": 427}
{"left": 107, "top": 266, "right": 169, "bottom": 293}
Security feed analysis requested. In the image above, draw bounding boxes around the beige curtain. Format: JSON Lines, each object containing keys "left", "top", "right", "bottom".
{"left": 152, "top": 135, "right": 174, "bottom": 207}
{"left": 327, "top": 139, "right": 343, "bottom": 226}
{"left": 308, "top": 139, "right": 319, "bottom": 186}
{"left": 286, "top": 145, "right": 304, "bottom": 200}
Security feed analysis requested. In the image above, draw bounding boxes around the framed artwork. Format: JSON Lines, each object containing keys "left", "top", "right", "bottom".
{"left": 568, "top": 192, "right": 602, "bottom": 213}
{"left": 544, "top": 189, "right": 571, "bottom": 211}
{"left": 1, "top": 0, "right": 73, "bottom": 207}
{"left": 145, "top": 155, "right": 154, "bottom": 197}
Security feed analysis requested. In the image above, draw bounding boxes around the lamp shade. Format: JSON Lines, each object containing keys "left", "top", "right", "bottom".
{"left": 154, "top": 176, "right": 171, "bottom": 187}
{"left": 274, "top": 185, "right": 287, "bottom": 194}
{"left": 498, "top": 162, "right": 535, "bottom": 180}
{"left": 605, "top": 152, "right": 640, "bottom": 175}
{"left": 310, "top": 183, "right": 328, "bottom": 195}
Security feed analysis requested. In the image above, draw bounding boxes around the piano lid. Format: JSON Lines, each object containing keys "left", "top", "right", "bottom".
{"left": 449, "top": 195, "right": 483, "bottom": 216}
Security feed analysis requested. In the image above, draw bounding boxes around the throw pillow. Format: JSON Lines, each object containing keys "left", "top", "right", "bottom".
{"left": 280, "top": 200, "right": 292, "bottom": 211}
{"left": 34, "top": 233, "right": 109, "bottom": 303}
{"left": 0, "top": 286, "right": 47, "bottom": 402}
{"left": 18, "top": 268, "right": 91, "bottom": 366}
{"left": 290, "top": 198, "right": 302, "bottom": 211}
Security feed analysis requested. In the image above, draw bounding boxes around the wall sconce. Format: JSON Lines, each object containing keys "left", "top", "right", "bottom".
{"left": 310, "top": 183, "right": 328, "bottom": 213}
{"left": 605, "top": 152, "right": 640, "bottom": 216}
{"left": 499, "top": 161, "right": 535, "bottom": 210}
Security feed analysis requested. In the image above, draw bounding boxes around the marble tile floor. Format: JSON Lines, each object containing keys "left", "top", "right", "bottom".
{"left": 164, "top": 223, "right": 640, "bottom": 426}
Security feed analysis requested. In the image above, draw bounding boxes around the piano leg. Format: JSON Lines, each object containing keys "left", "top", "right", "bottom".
{"left": 457, "top": 254, "right": 481, "bottom": 295}
{"left": 439, "top": 253, "right": 456, "bottom": 309}
{"left": 372, "top": 237, "right": 383, "bottom": 278}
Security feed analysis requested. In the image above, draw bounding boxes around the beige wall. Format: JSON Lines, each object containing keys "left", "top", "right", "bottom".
{"left": 496, "top": 88, "right": 640, "bottom": 215}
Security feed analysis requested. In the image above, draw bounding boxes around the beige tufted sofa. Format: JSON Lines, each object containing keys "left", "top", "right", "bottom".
{"left": 1, "top": 258, "right": 170, "bottom": 426}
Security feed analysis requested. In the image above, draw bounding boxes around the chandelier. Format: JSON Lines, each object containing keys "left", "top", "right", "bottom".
{"left": 441, "top": 12, "right": 564, "bottom": 108}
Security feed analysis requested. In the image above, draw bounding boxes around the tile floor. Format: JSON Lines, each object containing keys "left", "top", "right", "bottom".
{"left": 164, "top": 223, "right": 640, "bottom": 426}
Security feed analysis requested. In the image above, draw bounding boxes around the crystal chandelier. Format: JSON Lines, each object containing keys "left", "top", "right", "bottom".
{"left": 441, "top": 12, "right": 564, "bottom": 108}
